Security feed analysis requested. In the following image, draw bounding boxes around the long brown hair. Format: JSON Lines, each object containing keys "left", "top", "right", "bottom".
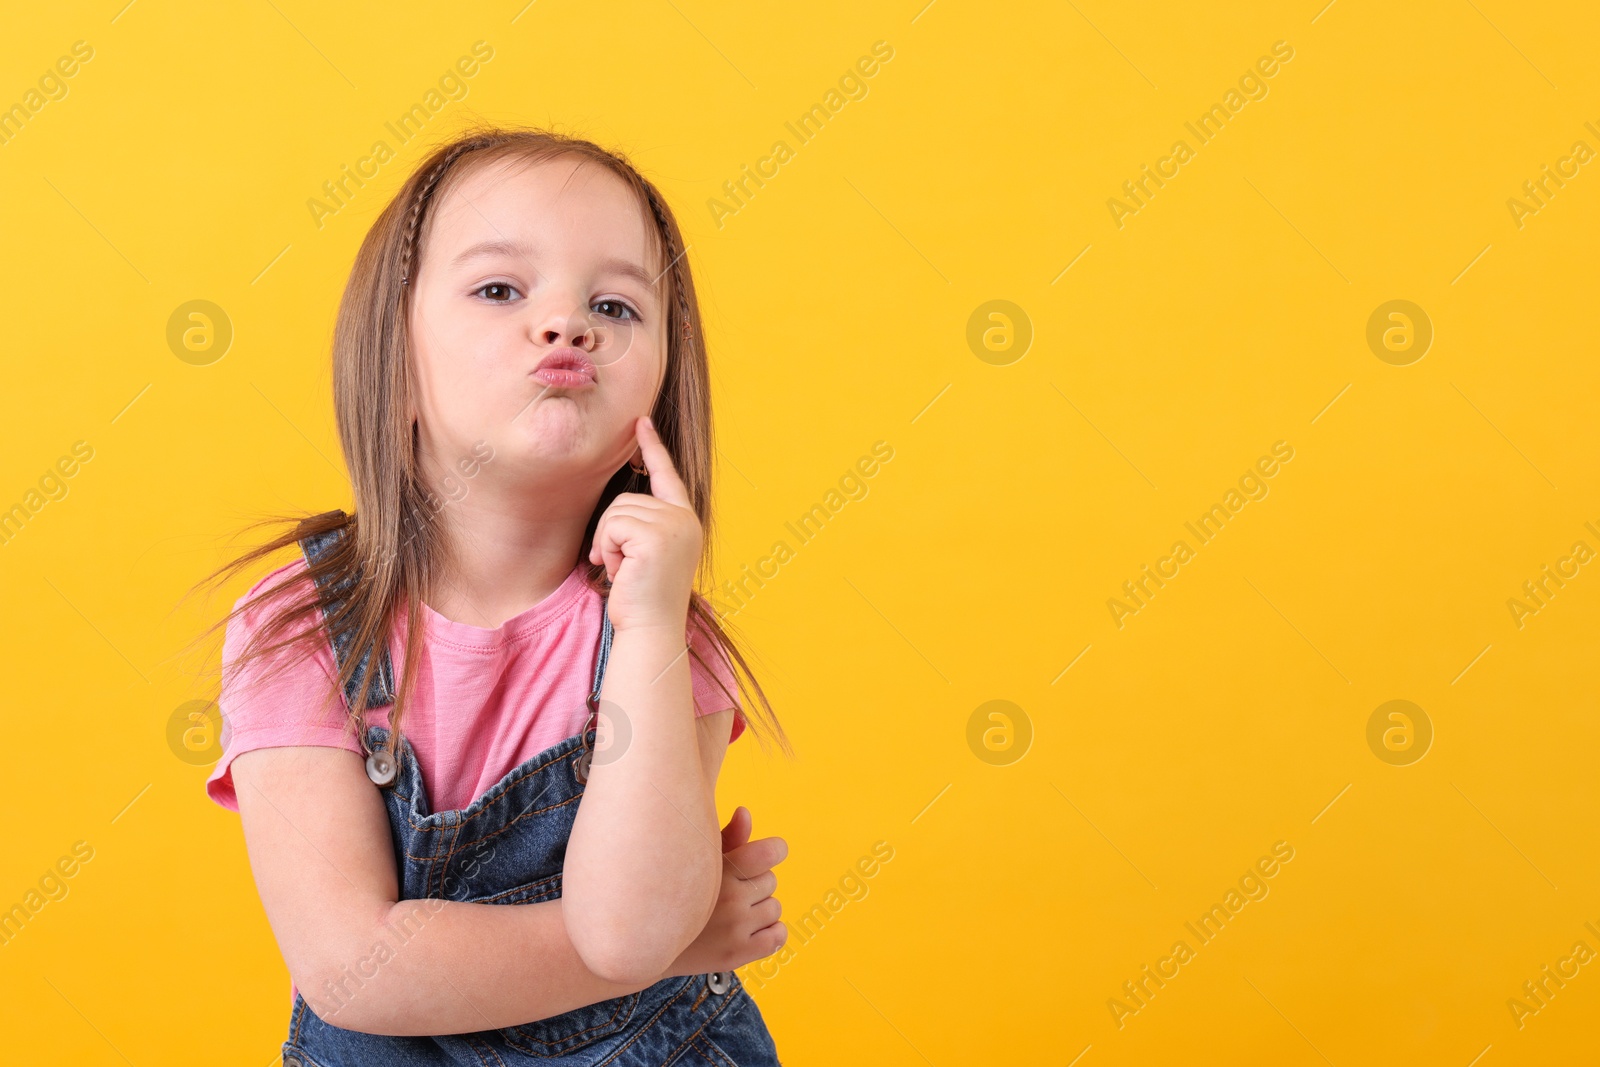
{"left": 183, "top": 123, "right": 791, "bottom": 768}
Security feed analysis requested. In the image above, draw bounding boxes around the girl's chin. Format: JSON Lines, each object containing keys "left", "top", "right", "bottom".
{"left": 511, "top": 396, "right": 591, "bottom": 426}
{"left": 496, "top": 424, "right": 613, "bottom": 470}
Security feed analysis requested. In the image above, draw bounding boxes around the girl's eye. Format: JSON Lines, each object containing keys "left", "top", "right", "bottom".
{"left": 593, "top": 299, "right": 640, "bottom": 322}
{"left": 475, "top": 282, "right": 520, "bottom": 302}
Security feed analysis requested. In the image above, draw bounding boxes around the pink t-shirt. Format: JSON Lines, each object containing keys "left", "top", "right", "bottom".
{"left": 207, "top": 555, "right": 745, "bottom": 817}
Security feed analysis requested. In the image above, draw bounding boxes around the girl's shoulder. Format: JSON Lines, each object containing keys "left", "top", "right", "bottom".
{"left": 207, "top": 553, "right": 359, "bottom": 813}
{"left": 223, "top": 549, "right": 337, "bottom": 687}
{"left": 218, "top": 549, "right": 346, "bottom": 716}
{"left": 221, "top": 554, "right": 330, "bottom": 664}
{"left": 237, "top": 554, "right": 316, "bottom": 612}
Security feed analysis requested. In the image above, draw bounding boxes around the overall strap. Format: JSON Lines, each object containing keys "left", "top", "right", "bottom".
{"left": 297, "top": 525, "right": 397, "bottom": 712}
{"left": 589, "top": 596, "right": 614, "bottom": 707}
{"left": 572, "top": 595, "right": 615, "bottom": 784}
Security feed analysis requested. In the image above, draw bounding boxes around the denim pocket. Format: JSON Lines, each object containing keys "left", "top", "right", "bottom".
{"left": 497, "top": 990, "right": 641, "bottom": 1057}
{"left": 687, "top": 986, "right": 783, "bottom": 1067}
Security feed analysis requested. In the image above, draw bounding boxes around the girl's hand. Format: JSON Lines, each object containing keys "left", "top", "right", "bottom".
{"left": 588, "top": 416, "right": 703, "bottom": 634}
{"left": 661, "top": 806, "right": 788, "bottom": 978}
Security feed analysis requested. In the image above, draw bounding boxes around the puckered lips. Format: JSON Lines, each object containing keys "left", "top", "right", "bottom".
{"left": 532, "top": 347, "right": 596, "bottom": 389}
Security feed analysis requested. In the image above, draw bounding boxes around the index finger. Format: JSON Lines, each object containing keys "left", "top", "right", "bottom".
{"left": 635, "top": 414, "right": 690, "bottom": 508}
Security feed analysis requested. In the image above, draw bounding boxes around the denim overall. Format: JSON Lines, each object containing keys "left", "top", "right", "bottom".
{"left": 280, "top": 527, "right": 782, "bottom": 1067}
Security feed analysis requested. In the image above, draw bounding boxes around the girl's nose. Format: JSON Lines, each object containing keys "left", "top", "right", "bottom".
{"left": 540, "top": 318, "right": 596, "bottom": 349}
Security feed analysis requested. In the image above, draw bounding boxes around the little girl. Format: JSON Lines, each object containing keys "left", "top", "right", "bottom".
{"left": 194, "top": 126, "right": 792, "bottom": 1064}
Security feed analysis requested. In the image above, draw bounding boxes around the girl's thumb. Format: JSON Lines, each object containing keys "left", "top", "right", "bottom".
{"left": 721, "top": 805, "right": 753, "bottom": 851}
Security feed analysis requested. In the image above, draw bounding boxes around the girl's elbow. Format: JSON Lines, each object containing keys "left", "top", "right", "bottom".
{"left": 295, "top": 960, "right": 391, "bottom": 1034}
{"left": 564, "top": 903, "right": 662, "bottom": 985}
{"left": 294, "top": 903, "right": 421, "bottom": 1035}
{"left": 577, "top": 934, "right": 673, "bottom": 987}
{"left": 568, "top": 903, "right": 701, "bottom": 986}
{"left": 566, "top": 857, "right": 720, "bottom": 984}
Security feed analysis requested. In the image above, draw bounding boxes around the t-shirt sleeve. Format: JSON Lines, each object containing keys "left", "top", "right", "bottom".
{"left": 204, "top": 559, "right": 365, "bottom": 813}
{"left": 687, "top": 614, "right": 746, "bottom": 744}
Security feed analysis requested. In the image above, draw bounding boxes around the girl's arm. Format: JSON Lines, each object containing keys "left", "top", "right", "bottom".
{"left": 560, "top": 623, "right": 726, "bottom": 983}
{"left": 231, "top": 724, "right": 725, "bottom": 1037}
{"left": 560, "top": 418, "right": 729, "bottom": 985}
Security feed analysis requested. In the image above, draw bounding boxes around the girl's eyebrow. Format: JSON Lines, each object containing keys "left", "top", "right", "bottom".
{"left": 450, "top": 237, "right": 536, "bottom": 269}
{"left": 449, "top": 238, "right": 658, "bottom": 294}
{"left": 599, "top": 257, "right": 660, "bottom": 292}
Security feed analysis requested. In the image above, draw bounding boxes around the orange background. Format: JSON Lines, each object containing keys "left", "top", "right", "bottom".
{"left": 1, "top": 1, "right": 1597, "bottom": 1063}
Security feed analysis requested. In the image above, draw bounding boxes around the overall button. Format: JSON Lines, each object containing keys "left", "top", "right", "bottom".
{"left": 284, "top": 1056, "right": 304, "bottom": 1067}
{"left": 707, "top": 971, "right": 731, "bottom": 995}
{"left": 572, "top": 748, "right": 592, "bottom": 783}
{"left": 366, "top": 748, "right": 396, "bottom": 786}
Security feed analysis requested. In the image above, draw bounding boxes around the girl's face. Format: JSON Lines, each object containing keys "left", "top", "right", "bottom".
{"left": 407, "top": 154, "right": 667, "bottom": 497}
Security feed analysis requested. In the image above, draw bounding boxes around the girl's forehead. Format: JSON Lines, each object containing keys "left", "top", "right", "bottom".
{"left": 432, "top": 155, "right": 656, "bottom": 257}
